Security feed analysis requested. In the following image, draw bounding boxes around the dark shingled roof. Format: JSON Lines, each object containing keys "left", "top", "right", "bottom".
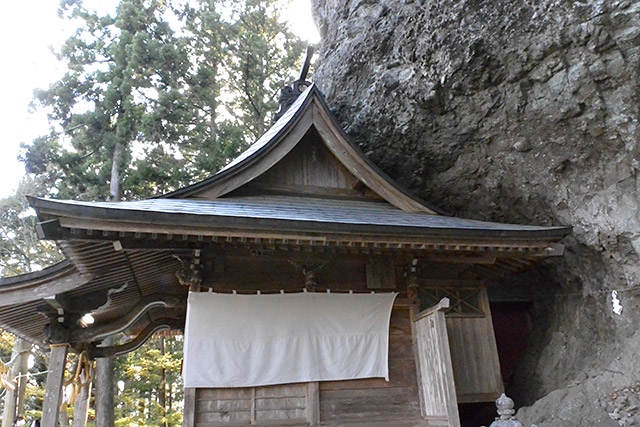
{"left": 30, "top": 195, "right": 571, "bottom": 240}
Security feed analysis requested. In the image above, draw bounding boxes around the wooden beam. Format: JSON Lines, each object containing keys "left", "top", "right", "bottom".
{"left": 183, "top": 388, "right": 196, "bottom": 427}
{"left": 42, "top": 344, "right": 69, "bottom": 427}
{"left": 1, "top": 339, "right": 30, "bottom": 427}
{"left": 89, "top": 318, "right": 183, "bottom": 359}
{"left": 0, "top": 261, "right": 92, "bottom": 307}
{"left": 307, "top": 382, "right": 320, "bottom": 425}
{"left": 71, "top": 294, "right": 183, "bottom": 343}
{"left": 413, "top": 297, "right": 450, "bottom": 322}
{"left": 95, "top": 336, "right": 114, "bottom": 427}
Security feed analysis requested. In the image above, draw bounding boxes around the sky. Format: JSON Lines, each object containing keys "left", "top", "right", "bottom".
{"left": 0, "top": 0, "right": 320, "bottom": 199}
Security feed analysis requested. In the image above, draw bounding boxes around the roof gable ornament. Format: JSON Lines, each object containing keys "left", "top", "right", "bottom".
{"left": 274, "top": 46, "right": 314, "bottom": 122}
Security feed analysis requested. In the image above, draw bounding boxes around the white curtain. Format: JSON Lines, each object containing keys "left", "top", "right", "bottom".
{"left": 183, "top": 291, "right": 397, "bottom": 388}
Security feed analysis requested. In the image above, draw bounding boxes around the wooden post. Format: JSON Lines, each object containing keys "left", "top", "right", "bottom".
{"left": 183, "top": 388, "right": 196, "bottom": 427}
{"left": 42, "top": 344, "right": 69, "bottom": 427}
{"left": 73, "top": 369, "right": 93, "bottom": 427}
{"left": 15, "top": 339, "right": 30, "bottom": 421}
{"left": 307, "top": 382, "right": 320, "bottom": 425}
{"left": 2, "top": 338, "right": 30, "bottom": 427}
{"left": 95, "top": 337, "right": 115, "bottom": 427}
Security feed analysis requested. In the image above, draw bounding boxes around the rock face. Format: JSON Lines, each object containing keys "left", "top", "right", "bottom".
{"left": 311, "top": 0, "right": 640, "bottom": 425}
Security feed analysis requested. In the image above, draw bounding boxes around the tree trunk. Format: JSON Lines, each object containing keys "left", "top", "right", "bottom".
{"left": 101, "top": 130, "right": 122, "bottom": 425}
{"left": 209, "top": 62, "right": 218, "bottom": 145}
{"left": 95, "top": 336, "right": 115, "bottom": 427}
{"left": 110, "top": 142, "right": 123, "bottom": 201}
{"left": 159, "top": 337, "right": 167, "bottom": 427}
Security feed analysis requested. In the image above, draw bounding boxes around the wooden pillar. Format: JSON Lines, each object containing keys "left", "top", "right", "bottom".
{"left": 183, "top": 388, "right": 196, "bottom": 427}
{"left": 42, "top": 344, "right": 69, "bottom": 427}
{"left": 2, "top": 338, "right": 30, "bottom": 427}
{"left": 15, "top": 339, "right": 30, "bottom": 420}
{"left": 95, "top": 336, "right": 115, "bottom": 427}
{"left": 73, "top": 380, "right": 92, "bottom": 427}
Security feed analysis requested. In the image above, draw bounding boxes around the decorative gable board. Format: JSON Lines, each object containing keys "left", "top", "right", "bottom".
{"left": 167, "top": 85, "right": 437, "bottom": 214}
{"left": 230, "top": 129, "right": 383, "bottom": 200}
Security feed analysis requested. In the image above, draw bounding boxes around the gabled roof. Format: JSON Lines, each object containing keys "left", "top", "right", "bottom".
{"left": 1, "top": 83, "right": 572, "bottom": 348}
{"left": 161, "top": 84, "right": 439, "bottom": 214}
{"left": 28, "top": 195, "right": 570, "bottom": 241}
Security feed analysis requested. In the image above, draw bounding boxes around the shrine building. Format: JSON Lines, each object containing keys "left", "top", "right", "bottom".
{"left": 0, "top": 72, "right": 570, "bottom": 427}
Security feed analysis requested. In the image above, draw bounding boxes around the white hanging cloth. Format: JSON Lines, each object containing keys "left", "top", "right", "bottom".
{"left": 183, "top": 291, "right": 398, "bottom": 388}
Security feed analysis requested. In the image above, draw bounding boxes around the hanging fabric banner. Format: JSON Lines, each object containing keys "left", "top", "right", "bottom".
{"left": 183, "top": 291, "right": 397, "bottom": 388}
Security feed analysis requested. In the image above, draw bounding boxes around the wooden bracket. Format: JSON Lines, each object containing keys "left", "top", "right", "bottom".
{"left": 88, "top": 318, "right": 183, "bottom": 359}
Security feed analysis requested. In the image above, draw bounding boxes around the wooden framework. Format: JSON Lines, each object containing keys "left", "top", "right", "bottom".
{"left": 0, "top": 84, "right": 571, "bottom": 427}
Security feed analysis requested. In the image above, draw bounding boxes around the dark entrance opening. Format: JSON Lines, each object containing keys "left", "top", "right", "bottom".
{"left": 458, "top": 301, "right": 533, "bottom": 427}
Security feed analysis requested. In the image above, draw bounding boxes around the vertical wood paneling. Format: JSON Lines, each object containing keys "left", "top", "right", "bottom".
{"left": 192, "top": 383, "right": 311, "bottom": 426}
{"left": 244, "top": 132, "right": 380, "bottom": 198}
{"left": 413, "top": 302, "right": 461, "bottom": 427}
{"left": 445, "top": 288, "right": 503, "bottom": 403}
{"left": 318, "top": 306, "right": 422, "bottom": 424}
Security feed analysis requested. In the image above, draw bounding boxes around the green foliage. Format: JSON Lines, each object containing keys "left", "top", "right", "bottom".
{"left": 224, "top": 0, "right": 306, "bottom": 139}
{"left": 22, "top": 0, "right": 304, "bottom": 200}
{"left": 115, "top": 336, "right": 184, "bottom": 426}
{"left": 0, "top": 177, "right": 64, "bottom": 277}
{"left": 10, "top": 0, "right": 305, "bottom": 423}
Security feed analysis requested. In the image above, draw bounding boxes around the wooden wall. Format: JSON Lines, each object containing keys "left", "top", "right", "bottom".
{"left": 237, "top": 130, "right": 381, "bottom": 200}
{"left": 444, "top": 289, "right": 503, "bottom": 403}
{"left": 186, "top": 383, "right": 315, "bottom": 426}
{"left": 184, "top": 302, "right": 428, "bottom": 426}
{"left": 318, "top": 304, "right": 422, "bottom": 424}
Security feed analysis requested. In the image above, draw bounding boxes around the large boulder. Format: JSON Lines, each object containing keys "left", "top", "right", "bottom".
{"left": 311, "top": 0, "right": 640, "bottom": 425}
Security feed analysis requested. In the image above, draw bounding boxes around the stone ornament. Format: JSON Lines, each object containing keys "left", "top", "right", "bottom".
{"left": 482, "top": 393, "right": 537, "bottom": 427}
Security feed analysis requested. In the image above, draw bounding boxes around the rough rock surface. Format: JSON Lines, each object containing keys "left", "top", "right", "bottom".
{"left": 311, "top": 0, "right": 640, "bottom": 425}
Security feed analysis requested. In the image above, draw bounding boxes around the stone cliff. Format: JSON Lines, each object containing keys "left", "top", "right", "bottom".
{"left": 311, "top": 0, "right": 640, "bottom": 425}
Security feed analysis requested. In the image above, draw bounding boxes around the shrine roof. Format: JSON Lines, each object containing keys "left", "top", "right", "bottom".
{"left": 29, "top": 195, "right": 570, "bottom": 241}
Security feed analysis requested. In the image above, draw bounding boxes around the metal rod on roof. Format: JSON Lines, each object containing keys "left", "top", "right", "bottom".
{"left": 297, "top": 46, "right": 314, "bottom": 82}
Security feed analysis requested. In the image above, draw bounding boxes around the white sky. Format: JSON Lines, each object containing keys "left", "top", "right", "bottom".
{"left": 0, "top": 0, "right": 320, "bottom": 199}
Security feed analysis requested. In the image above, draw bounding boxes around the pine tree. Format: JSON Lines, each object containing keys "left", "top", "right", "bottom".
{"left": 23, "top": 0, "right": 190, "bottom": 201}
{"left": 14, "top": 0, "right": 307, "bottom": 423}
{"left": 0, "top": 177, "right": 63, "bottom": 277}
{"left": 225, "top": 0, "right": 306, "bottom": 139}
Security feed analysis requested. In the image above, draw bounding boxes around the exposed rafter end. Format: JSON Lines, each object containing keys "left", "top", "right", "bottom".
{"left": 543, "top": 243, "right": 565, "bottom": 257}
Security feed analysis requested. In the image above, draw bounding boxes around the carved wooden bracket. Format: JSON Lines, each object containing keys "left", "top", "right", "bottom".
{"left": 43, "top": 319, "right": 70, "bottom": 345}
{"left": 175, "top": 253, "right": 203, "bottom": 290}
{"left": 70, "top": 294, "right": 184, "bottom": 343}
{"left": 88, "top": 318, "right": 183, "bottom": 359}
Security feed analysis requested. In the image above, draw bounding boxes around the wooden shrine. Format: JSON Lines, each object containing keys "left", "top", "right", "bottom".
{"left": 0, "top": 67, "right": 570, "bottom": 427}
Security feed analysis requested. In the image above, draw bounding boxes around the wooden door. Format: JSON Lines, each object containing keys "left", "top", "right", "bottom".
{"left": 413, "top": 298, "right": 461, "bottom": 427}
{"left": 420, "top": 286, "right": 504, "bottom": 403}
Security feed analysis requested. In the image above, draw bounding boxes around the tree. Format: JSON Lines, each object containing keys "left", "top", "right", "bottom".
{"left": 23, "top": 0, "right": 190, "bottom": 201}
{"left": 225, "top": 0, "right": 306, "bottom": 139}
{"left": 0, "top": 177, "right": 63, "bottom": 277}
{"left": 14, "top": 0, "right": 307, "bottom": 424}
{"left": 22, "top": 0, "right": 305, "bottom": 201}
{"left": 114, "top": 336, "right": 184, "bottom": 426}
